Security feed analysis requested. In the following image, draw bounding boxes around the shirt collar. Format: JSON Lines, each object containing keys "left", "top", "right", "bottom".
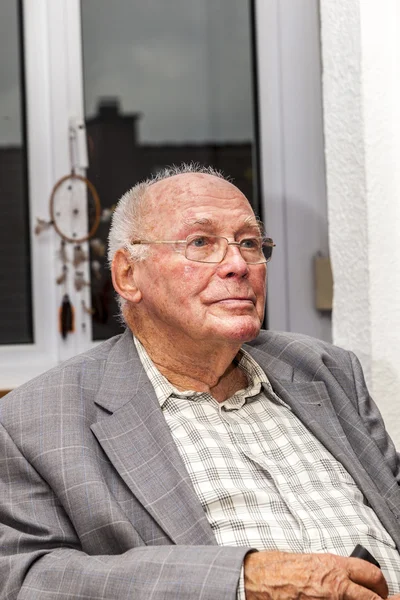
{"left": 134, "top": 336, "right": 275, "bottom": 409}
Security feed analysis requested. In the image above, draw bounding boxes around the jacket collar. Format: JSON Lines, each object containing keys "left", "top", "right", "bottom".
{"left": 92, "top": 330, "right": 216, "bottom": 545}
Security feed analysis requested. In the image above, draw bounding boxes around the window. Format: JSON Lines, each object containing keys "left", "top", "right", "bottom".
{"left": 81, "top": 0, "right": 260, "bottom": 339}
{"left": 0, "top": 0, "right": 32, "bottom": 345}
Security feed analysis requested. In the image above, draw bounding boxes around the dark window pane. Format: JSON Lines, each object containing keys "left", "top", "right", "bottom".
{"left": 0, "top": 0, "right": 33, "bottom": 345}
{"left": 81, "top": 0, "right": 259, "bottom": 340}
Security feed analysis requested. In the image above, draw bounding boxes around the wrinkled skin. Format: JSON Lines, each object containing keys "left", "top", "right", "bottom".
{"left": 244, "top": 550, "right": 400, "bottom": 600}
{"left": 112, "top": 172, "right": 267, "bottom": 398}
{"left": 130, "top": 172, "right": 267, "bottom": 348}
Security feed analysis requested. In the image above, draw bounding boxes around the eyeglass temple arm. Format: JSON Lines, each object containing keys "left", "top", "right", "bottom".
{"left": 131, "top": 238, "right": 275, "bottom": 244}
{"left": 130, "top": 240, "right": 187, "bottom": 245}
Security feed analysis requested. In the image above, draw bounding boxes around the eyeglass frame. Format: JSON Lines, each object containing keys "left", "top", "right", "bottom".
{"left": 130, "top": 234, "right": 275, "bottom": 264}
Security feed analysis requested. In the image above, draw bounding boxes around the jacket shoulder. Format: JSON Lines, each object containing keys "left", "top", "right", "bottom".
{"left": 248, "top": 329, "right": 348, "bottom": 355}
{"left": 0, "top": 332, "right": 130, "bottom": 419}
{"left": 245, "top": 330, "right": 356, "bottom": 378}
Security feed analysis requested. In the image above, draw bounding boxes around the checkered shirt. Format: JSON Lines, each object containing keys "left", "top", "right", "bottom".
{"left": 134, "top": 337, "right": 400, "bottom": 595}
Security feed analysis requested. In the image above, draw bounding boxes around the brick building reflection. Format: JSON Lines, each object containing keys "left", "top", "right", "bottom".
{"left": 86, "top": 98, "right": 254, "bottom": 212}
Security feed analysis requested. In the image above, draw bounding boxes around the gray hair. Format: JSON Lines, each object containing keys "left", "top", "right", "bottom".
{"left": 108, "top": 163, "right": 228, "bottom": 312}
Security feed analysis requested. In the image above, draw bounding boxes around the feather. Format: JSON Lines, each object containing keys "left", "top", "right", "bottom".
{"left": 58, "top": 240, "right": 69, "bottom": 264}
{"left": 56, "top": 265, "right": 68, "bottom": 285}
{"left": 91, "top": 260, "right": 102, "bottom": 280}
{"left": 59, "top": 294, "right": 74, "bottom": 339}
{"left": 74, "top": 271, "right": 90, "bottom": 291}
{"left": 81, "top": 300, "right": 95, "bottom": 315}
{"left": 90, "top": 238, "right": 106, "bottom": 257}
{"left": 34, "top": 218, "right": 53, "bottom": 236}
{"left": 73, "top": 245, "right": 88, "bottom": 267}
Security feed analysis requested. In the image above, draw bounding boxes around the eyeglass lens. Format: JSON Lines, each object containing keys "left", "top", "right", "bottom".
{"left": 185, "top": 235, "right": 272, "bottom": 264}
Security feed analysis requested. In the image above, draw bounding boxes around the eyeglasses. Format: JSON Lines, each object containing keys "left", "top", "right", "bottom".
{"left": 130, "top": 234, "right": 275, "bottom": 264}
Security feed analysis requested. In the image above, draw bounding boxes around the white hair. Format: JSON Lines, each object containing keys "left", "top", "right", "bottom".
{"left": 108, "top": 163, "right": 228, "bottom": 312}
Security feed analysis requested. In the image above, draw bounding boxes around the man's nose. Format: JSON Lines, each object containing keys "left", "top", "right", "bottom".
{"left": 217, "top": 242, "right": 249, "bottom": 278}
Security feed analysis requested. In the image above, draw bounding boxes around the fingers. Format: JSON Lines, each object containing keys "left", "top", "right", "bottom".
{"left": 244, "top": 550, "right": 390, "bottom": 600}
{"left": 341, "top": 579, "right": 387, "bottom": 600}
{"left": 347, "top": 557, "right": 388, "bottom": 599}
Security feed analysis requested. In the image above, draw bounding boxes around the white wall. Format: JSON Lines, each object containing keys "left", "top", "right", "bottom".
{"left": 321, "top": 0, "right": 400, "bottom": 446}
{"left": 256, "top": 0, "right": 331, "bottom": 342}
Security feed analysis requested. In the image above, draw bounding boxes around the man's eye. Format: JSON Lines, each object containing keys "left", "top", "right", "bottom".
{"left": 189, "top": 236, "right": 210, "bottom": 248}
{"left": 240, "top": 238, "right": 259, "bottom": 249}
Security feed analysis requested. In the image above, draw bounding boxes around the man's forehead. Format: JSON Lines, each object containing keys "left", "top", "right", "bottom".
{"left": 149, "top": 173, "right": 193, "bottom": 198}
{"left": 146, "top": 172, "right": 239, "bottom": 202}
{"left": 142, "top": 173, "right": 257, "bottom": 232}
{"left": 182, "top": 215, "right": 262, "bottom": 232}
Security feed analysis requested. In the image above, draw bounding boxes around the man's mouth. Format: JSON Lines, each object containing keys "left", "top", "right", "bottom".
{"left": 214, "top": 297, "right": 255, "bottom": 305}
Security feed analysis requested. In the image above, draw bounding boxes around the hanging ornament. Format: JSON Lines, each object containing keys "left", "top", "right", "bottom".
{"left": 91, "top": 260, "right": 102, "bottom": 280}
{"left": 73, "top": 244, "right": 88, "bottom": 267}
{"left": 34, "top": 171, "right": 102, "bottom": 339}
{"left": 90, "top": 238, "right": 106, "bottom": 257}
{"left": 56, "top": 264, "right": 68, "bottom": 285}
{"left": 57, "top": 240, "right": 69, "bottom": 264}
{"left": 49, "top": 173, "right": 101, "bottom": 244}
{"left": 81, "top": 299, "right": 95, "bottom": 315}
{"left": 59, "top": 294, "right": 74, "bottom": 339}
{"left": 34, "top": 217, "right": 53, "bottom": 236}
{"left": 74, "top": 271, "right": 90, "bottom": 292}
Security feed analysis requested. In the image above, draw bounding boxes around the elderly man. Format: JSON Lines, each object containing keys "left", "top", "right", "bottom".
{"left": 1, "top": 165, "right": 400, "bottom": 600}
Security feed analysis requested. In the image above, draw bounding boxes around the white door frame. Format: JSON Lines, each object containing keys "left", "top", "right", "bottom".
{"left": 255, "top": 0, "right": 331, "bottom": 341}
{"left": 0, "top": 0, "right": 91, "bottom": 388}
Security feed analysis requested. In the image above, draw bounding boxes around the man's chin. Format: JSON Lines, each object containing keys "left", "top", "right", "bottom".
{"left": 212, "top": 315, "right": 262, "bottom": 344}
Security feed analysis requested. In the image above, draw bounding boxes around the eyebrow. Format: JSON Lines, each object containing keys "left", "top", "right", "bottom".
{"left": 182, "top": 216, "right": 264, "bottom": 234}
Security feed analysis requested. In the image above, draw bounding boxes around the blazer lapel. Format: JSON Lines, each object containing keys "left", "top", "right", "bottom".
{"left": 267, "top": 375, "right": 400, "bottom": 545}
{"left": 268, "top": 376, "right": 368, "bottom": 475}
{"left": 247, "top": 338, "right": 400, "bottom": 544}
{"left": 246, "top": 341, "right": 380, "bottom": 484}
{"left": 91, "top": 331, "right": 215, "bottom": 546}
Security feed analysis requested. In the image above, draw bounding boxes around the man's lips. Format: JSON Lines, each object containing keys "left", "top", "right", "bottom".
{"left": 211, "top": 297, "right": 256, "bottom": 305}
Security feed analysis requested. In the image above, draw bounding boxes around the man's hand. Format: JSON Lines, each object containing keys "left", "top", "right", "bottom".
{"left": 244, "top": 550, "right": 389, "bottom": 599}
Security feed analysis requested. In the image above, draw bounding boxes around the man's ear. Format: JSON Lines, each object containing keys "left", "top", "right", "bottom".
{"left": 111, "top": 249, "right": 142, "bottom": 304}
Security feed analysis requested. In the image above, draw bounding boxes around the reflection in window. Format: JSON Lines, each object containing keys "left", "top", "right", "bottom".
{"left": 81, "top": 0, "right": 259, "bottom": 340}
{"left": 0, "top": 0, "right": 33, "bottom": 344}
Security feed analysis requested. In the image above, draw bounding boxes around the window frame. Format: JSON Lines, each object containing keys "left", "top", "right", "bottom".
{"left": 0, "top": 0, "right": 92, "bottom": 388}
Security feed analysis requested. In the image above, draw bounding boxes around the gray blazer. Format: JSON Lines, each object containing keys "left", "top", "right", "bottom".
{"left": 1, "top": 329, "right": 400, "bottom": 599}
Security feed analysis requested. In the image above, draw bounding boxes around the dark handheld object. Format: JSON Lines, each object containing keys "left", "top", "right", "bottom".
{"left": 350, "top": 544, "right": 380, "bottom": 569}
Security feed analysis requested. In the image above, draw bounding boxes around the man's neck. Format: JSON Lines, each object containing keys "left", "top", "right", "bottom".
{"left": 135, "top": 332, "right": 248, "bottom": 403}
{"left": 154, "top": 357, "right": 248, "bottom": 403}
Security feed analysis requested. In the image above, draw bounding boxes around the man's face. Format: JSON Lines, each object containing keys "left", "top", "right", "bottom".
{"left": 131, "top": 173, "right": 267, "bottom": 347}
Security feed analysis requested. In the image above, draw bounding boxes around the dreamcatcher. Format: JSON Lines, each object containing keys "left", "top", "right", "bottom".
{"left": 34, "top": 118, "right": 116, "bottom": 339}
{"left": 34, "top": 169, "right": 110, "bottom": 338}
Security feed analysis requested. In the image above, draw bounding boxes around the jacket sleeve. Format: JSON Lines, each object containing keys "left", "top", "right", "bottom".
{"left": 349, "top": 350, "right": 400, "bottom": 483}
{"left": 0, "top": 423, "right": 247, "bottom": 600}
